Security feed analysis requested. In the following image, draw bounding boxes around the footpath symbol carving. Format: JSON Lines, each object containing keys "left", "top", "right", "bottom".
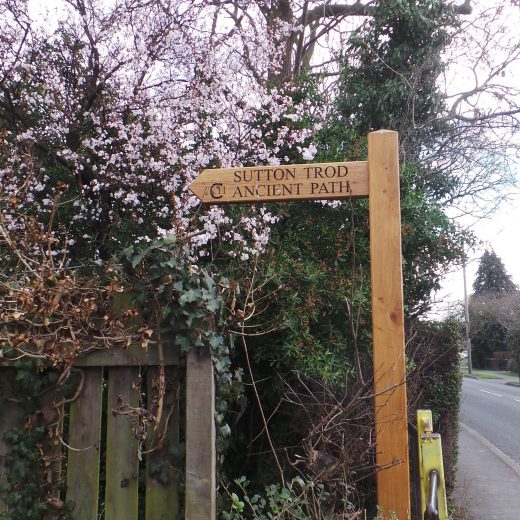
{"left": 189, "top": 161, "right": 369, "bottom": 203}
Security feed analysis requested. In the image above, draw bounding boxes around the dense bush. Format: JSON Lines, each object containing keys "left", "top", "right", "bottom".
{"left": 407, "top": 318, "right": 463, "bottom": 507}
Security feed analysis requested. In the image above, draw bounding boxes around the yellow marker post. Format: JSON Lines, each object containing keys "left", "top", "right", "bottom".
{"left": 417, "top": 410, "right": 448, "bottom": 520}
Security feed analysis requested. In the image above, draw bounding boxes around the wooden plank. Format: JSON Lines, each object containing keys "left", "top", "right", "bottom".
{"left": 368, "top": 130, "right": 410, "bottom": 520}
{"left": 189, "top": 161, "right": 368, "bottom": 204}
{"left": 185, "top": 349, "right": 216, "bottom": 520}
{"left": 0, "top": 345, "right": 179, "bottom": 368}
{"left": 66, "top": 367, "right": 103, "bottom": 520}
{"left": 145, "top": 367, "right": 180, "bottom": 520}
{"left": 0, "top": 369, "right": 25, "bottom": 513}
{"left": 105, "top": 367, "right": 140, "bottom": 520}
{"left": 73, "top": 343, "right": 178, "bottom": 367}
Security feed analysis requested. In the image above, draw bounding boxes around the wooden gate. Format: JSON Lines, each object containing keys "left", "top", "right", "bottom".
{"left": 0, "top": 344, "right": 216, "bottom": 519}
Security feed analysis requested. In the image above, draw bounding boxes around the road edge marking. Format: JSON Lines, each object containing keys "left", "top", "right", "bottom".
{"left": 459, "top": 422, "right": 520, "bottom": 478}
{"left": 479, "top": 389, "right": 503, "bottom": 397}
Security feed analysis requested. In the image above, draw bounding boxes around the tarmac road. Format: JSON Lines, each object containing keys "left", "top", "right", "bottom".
{"left": 455, "top": 375, "right": 520, "bottom": 519}
{"left": 459, "top": 376, "right": 520, "bottom": 464}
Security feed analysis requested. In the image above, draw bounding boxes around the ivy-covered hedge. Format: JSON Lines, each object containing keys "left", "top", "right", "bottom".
{"left": 407, "top": 318, "right": 463, "bottom": 515}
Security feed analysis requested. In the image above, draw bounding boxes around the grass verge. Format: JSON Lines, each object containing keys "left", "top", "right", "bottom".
{"left": 460, "top": 368, "right": 500, "bottom": 379}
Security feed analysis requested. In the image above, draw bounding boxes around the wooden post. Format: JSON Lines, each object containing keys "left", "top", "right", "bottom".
{"left": 368, "top": 130, "right": 410, "bottom": 519}
{"left": 185, "top": 348, "right": 216, "bottom": 520}
{"left": 66, "top": 367, "right": 103, "bottom": 520}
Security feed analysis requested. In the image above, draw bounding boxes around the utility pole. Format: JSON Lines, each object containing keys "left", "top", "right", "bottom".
{"left": 463, "top": 259, "right": 472, "bottom": 374}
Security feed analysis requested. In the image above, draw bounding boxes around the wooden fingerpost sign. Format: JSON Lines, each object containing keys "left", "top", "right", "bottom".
{"left": 189, "top": 129, "right": 410, "bottom": 520}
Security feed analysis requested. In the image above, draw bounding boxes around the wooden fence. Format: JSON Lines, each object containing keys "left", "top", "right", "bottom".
{"left": 0, "top": 344, "right": 216, "bottom": 519}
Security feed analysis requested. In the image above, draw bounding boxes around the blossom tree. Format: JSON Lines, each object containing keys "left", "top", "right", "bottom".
{"left": 0, "top": 0, "right": 320, "bottom": 270}
{"left": 2, "top": 0, "right": 519, "bottom": 268}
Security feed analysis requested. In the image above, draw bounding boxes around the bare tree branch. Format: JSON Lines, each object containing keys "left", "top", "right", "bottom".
{"left": 307, "top": 0, "right": 472, "bottom": 24}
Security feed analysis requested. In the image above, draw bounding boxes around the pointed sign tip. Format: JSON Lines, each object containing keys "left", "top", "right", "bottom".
{"left": 188, "top": 181, "right": 204, "bottom": 202}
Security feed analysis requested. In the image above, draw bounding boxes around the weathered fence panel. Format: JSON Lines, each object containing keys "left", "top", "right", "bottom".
{"left": 0, "top": 345, "right": 216, "bottom": 520}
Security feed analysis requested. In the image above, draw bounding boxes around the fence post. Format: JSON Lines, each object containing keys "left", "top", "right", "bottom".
{"left": 185, "top": 348, "right": 216, "bottom": 519}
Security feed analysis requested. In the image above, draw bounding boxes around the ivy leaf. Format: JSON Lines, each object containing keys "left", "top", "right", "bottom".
{"left": 161, "top": 258, "right": 178, "bottom": 269}
{"left": 201, "top": 273, "right": 215, "bottom": 291}
{"left": 214, "top": 357, "right": 229, "bottom": 373}
{"left": 174, "top": 335, "right": 191, "bottom": 351}
{"left": 178, "top": 289, "right": 202, "bottom": 306}
{"left": 131, "top": 253, "right": 145, "bottom": 268}
{"left": 205, "top": 298, "right": 221, "bottom": 313}
{"left": 161, "top": 234, "right": 177, "bottom": 246}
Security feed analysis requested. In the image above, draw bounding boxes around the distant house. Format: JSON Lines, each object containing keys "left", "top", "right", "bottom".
{"left": 488, "top": 351, "right": 519, "bottom": 372}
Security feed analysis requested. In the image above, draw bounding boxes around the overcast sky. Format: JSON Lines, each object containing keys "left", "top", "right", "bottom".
{"left": 432, "top": 193, "right": 520, "bottom": 315}
{"left": 432, "top": 0, "right": 520, "bottom": 315}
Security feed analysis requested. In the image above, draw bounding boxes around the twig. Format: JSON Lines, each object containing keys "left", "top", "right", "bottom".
{"left": 0, "top": 220, "right": 43, "bottom": 280}
{"left": 148, "top": 299, "right": 166, "bottom": 449}
{"left": 239, "top": 256, "right": 285, "bottom": 486}
{"left": 53, "top": 368, "right": 85, "bottom": 408}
